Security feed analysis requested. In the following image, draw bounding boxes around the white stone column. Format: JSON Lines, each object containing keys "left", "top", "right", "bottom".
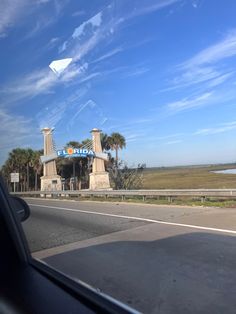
{"left": 89, "top": 128, "right": 111, "bottom": 190}
{"left": 40, "top": 127, "right": 61, "bottom": 191}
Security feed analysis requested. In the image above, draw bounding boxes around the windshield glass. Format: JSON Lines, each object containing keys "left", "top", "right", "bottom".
{"left": 1, "top": 1, "right": 236, "bottom": 313}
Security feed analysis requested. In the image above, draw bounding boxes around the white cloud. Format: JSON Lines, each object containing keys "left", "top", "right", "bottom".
{"left": 0, "top": 109, "right": 32, "bottom": 137}
{"left": 166, "top": 140, "right": 182, "bottom": 145}
{"left": 58, "top": 41, "right": 68, "bottom": 53}
{"left": 79, "top": 72, "right": 100, "bottom": 83}
{"left": 126, "top": 0, "right": 180, "bottom": 19}
{"left": 92, "top": 47, "right": 123, "bottom": 63}
{"left": 125, "top": 67, "right": 150, "bottom": 77}
{"left": 122, "top": 131, "right": 146, "bottom": 143}
{"left": 2, "top": 69, "right": 57, "bottom": 99}
{"left": 0, "top": 108, "right": 40, "bottom": 164}
{"left": 168, "top": 30, "right": 236, "bottom": 91}
{"left": 49, "top": 37, "right": 59, "bottom": 44}
{"left": 157, "top": 133, "right": 185, "bottom": 140}
{"left": 0, "top": 0, "right": 29, "bottom": 37}
{"left": 155, "top": 121, "right": 236, "bottom": 141}
{"left": 46, "top": 37, "right": 60, "bottom": 50}
{"left": 24, "top": 17, "right": 55, "bottom": 39}
{"left": 191, "top": 0, "right": 203, "bottom": 9}
{"left": 171, "top": 66, "right": 220, "bottom": 89}
{"left": 194, "top": 121, "right": 236, "bottom": 136}
{"left": 22, "top": 0, "right": 68, "bottom": 39}
{"left": 0, "top": 33, "right": 7, "bottom": 39}
{"left": 207, "top": 72, "right": 234, "bottom": 88}
{"left": 220, "top": 121, "right": 236, "bottom": 127}
{"left": 72, "top": 11, "right": 86, "bottom": 17}
{"left": 1, "top": 61, "right": 95, "bottom": 103}
{"left": 36, "top": 0, "right": 51, "bottom": 3}
{"left": 0, "top": 0, "right": 64, "bottom": 38}
{"left": 167, "top": 92, "right": 213, "bottom": 111}
{"left": 131, "top": 118, "right": 153, "bottom": 124}
{"left": 182, "top": 30, "right": 236, "bottom": 69}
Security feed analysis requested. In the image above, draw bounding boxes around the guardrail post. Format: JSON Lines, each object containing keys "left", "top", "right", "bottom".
{"left": 143, "top": 195, "right": 146, "bottom": 202}
{"left": 168, "top": 196, "right": 172, "bottom": 203}
{"left": 121, "top": 195, "right": 125, "bottom": 201}
{"left": 201, "top": 196, "right": 205, "bottom": 203}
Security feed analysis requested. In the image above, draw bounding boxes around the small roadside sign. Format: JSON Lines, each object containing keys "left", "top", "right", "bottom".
{"left": 10, "top": 173, "right": 19, "bottom": 183}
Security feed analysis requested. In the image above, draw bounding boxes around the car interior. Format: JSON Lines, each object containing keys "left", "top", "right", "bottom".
{"left": 0, "top": 177, "right": 137, "bottom": 314}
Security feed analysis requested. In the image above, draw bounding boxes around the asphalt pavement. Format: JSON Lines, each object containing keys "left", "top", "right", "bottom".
{"left": 22, "top": 198, "right": 236, "bottom": 314}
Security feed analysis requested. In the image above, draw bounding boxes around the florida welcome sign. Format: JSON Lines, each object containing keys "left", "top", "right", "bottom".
{"left": 57, "top": 148, "right": 95, "bottom": 158}
{"left": 40, "top": 147, "right": 108, "bottom": 164}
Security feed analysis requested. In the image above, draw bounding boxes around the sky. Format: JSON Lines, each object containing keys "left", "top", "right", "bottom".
{"left": 1, "top": 0, "right": 236, "bottom": 167}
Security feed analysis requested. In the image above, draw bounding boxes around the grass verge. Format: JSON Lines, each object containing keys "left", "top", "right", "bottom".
{"left": 57, "top": 194, "right": 236, "bottom": 208}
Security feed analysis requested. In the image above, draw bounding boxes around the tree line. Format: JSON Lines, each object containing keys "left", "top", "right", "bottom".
{"left": 0, "top": 132, "right": 139, "bottom": 191}
{"left": 1, "top": 148, "right": 43, "bottom": 192}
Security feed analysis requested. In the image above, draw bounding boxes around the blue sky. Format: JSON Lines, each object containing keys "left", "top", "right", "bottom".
{"left": 1, "top": 0, "right": 236, "bottom": 167}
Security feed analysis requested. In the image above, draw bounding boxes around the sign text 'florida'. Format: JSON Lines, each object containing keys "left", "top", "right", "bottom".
{"left": 57, "top": 148, "right": 95, "bottom": 158}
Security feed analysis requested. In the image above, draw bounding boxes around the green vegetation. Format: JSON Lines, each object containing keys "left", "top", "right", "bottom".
{"left": 109, "top": 162, "right": 145, "bottom": 190}
{"left": 51, "top": 194, "right": 236, "bottom": 208}
{"left": 142, "top": 164, "right": 236, "bottom": 189}
{"left": 0, "top": 148, "right": 43, "bottom": 191}
{"left": 106, "top": 132, "right": 126, "bottom": 165}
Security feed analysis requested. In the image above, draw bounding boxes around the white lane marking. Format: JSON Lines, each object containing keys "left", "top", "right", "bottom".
{"left": 28, "top": 203, "right": 236, "bottom": 235}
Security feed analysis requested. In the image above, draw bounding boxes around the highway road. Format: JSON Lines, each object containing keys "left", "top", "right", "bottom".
{"left": 22, "top": 198, "right": 236, "bottom": 314}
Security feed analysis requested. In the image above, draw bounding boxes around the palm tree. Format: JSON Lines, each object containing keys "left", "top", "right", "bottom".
{"left": 66, "top": 141, "right": 80, "bottom": 148}
{"left": 31, "top": 150, "right": 43, "bottom": 190}
{"left": 8, "top": 148, "right": 28, "bottom": 191}
{"left": 100, "top": 133, "right": 110, "bottom": 151}
{"left": 80, "top": 138, "right": 92, "bottom": 149}
{"left": 25, "top": 148, "right": 34, "bottom": 191}
{"left": 107, "top": 132, "right": 126, "bottom": 166}
{"left": 1, "top": 160, "right": 13, "bottom": 190}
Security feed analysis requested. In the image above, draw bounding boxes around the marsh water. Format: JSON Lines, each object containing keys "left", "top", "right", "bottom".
{"left": 212, "top": 169, "right": 236, "bottom": 174}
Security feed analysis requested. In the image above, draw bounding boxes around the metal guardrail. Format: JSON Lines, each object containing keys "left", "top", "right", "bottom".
{"left": 10, "top": 189, "right": 236, "bottom": 202}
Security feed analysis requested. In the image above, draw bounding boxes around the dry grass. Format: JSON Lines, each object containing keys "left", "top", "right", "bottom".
{"left": 142, "top": 164, "right": 236, "bottom": 189}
